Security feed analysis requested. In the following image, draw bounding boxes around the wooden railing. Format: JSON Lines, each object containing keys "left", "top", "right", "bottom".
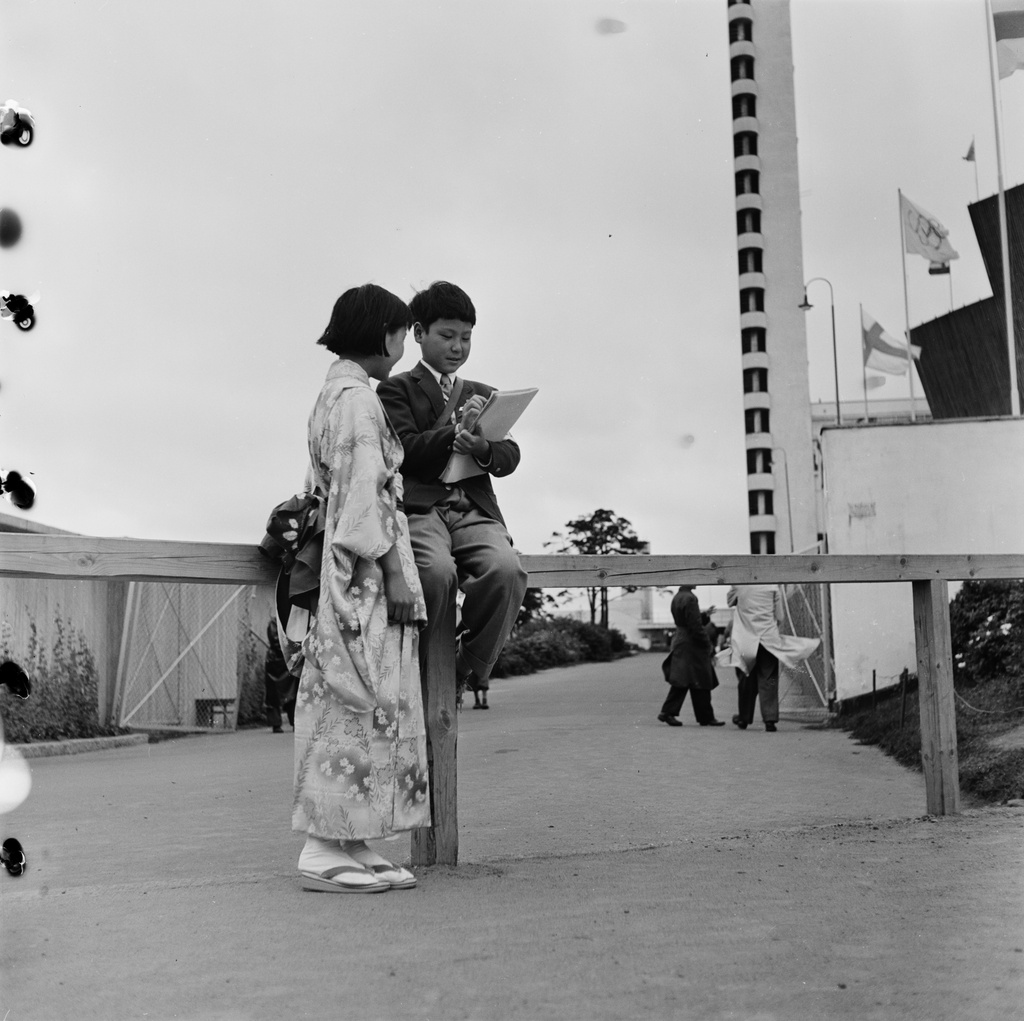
{"left": 3, "top": 535, "right": 1021, "bottom": 865}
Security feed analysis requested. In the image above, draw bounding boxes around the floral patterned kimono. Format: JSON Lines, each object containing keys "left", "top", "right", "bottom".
{"left": 292, "top": 359, "right": 431, "bottom": 841}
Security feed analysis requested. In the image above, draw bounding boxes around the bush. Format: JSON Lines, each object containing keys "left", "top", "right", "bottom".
{"left": 570, "top": 622, "right": 614, "bottom": 662}
{"left": 832, "top": 669, "right": 1024, "bottom": 805}
{"left": 959, "top": 746, "right": 1024, "bottom": 802}
{"left": 490, "top": 617, "right": 628, "bottom": 678}
{"left": 491, "top": 624, "right": 581, "bottom": 678}
{"left": 608, "top": 628, "right": 628, "bottom": 655}
{"left": 236, "top": 624, "right": 266, "bottom": 727}
{"left": 950, "top": 580, "right": 1024, "bottom": 683}
{"left": 0, "top": 618, "right": 111, "bottom": 744}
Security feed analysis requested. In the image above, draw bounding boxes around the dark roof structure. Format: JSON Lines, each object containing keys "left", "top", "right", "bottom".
{"left": 912, "top": 183, "right": 1024, "bottom": 418}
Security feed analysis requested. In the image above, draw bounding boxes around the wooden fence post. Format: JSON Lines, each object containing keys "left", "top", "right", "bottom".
{"left": 912, "top": 579, "right": 960, "bottom": 816}
{"left": 411, "top": 601, "right": 459, "bottom": 866}
{"left": 103, "top": 580, "right": 130, "bottom": 727}
{"left": 820, "top": 582, "right": 834, "bottom": 704}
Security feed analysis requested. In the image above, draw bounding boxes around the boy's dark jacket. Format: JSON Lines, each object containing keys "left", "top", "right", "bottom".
{"left": 377, "top": 362, "right": 520, "bottom": 525}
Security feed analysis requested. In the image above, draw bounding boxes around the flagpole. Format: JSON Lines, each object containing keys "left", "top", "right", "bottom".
{"left": 986, "top": 0, "right": 1021, "bottom": 416}
{"left": 861, "top": 303, "right": 870, "bottom": 420}
{"left": 897, "top": 189, "right": 918, "bottom": 422}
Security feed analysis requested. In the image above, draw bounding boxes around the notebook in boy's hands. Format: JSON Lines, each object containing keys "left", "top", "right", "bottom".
{"left": 440, "top": 387, "right": 539, "bottom": 484}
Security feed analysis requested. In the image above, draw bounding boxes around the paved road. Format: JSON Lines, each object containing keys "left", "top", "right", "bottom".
{"left": 2, "top": 653, "right": 1022, "bottom": 1020}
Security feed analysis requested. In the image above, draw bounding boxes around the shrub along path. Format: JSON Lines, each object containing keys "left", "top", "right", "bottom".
{"left": 3, "top": 653, "right": 1022, "bottom": 1020}
{"left": 833, "top": 671, "right": 1024, "bottom": 805}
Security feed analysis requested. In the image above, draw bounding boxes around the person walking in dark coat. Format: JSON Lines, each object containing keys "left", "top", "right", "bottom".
{"left": 264, "top": 618, "right": 296, "bottom": 733}
{"left": 658, "top": 585, "right": 725, "bottom": 727}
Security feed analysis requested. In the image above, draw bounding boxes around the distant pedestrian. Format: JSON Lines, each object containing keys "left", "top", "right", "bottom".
{"left": 701, "top": 609, "right": 722, "bottom": 652}
{"left": 727, "top": 584, "right": 819, "bottom": 733}
{"left": 658, "top": 585, "right": 725, "bottom": 727}
{"left": 263, "top": 618, "right": 296, "bottom": 733}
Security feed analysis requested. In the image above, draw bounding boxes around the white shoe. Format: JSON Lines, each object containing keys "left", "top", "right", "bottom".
{"left": 343, "top": 839, "right": 417, "bottom": 889}
{"left": 298, "top": 836, "right": 388, "bottom": 894}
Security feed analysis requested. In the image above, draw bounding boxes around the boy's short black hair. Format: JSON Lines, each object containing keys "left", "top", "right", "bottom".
{"left": 409, "top": 280, "right": 476, "bottom": 330}
{"left": 317, "top": 283, "right": 412, "bottom": 358}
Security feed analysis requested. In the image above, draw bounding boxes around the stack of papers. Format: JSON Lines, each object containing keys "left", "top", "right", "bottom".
{"left": 440, "top": 387, "right": 539, "bottom": 484}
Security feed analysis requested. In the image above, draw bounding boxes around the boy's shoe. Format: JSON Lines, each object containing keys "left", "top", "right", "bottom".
{"left": 732, "top": 715, "right": 748, "bottom": 730}
{"left": 765, "top": 722, "right": 777, "bottom": 732}
{"left": 657, "top": 713, "right": 682, "bottom": 727}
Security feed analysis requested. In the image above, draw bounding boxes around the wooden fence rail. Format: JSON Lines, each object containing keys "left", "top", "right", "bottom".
{"left": 3, "top": 535, "right": 1022, "bottom": 864}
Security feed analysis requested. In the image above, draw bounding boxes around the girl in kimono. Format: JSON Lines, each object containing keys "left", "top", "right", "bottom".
{"left": 293, "top": 283, "right": 431, "bottom": 893}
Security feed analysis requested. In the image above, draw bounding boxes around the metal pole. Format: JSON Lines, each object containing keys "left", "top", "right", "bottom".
{"left": 801, "top": 277, "right": 840, "bottom": 424}
{"left": 897, "top": 190, "right": 918, "bottom": 423}
{"left": 860, "top": 303, "right": 870, "bottom": 420}
{"left": 986, "top": 0, "right": 1020, "bottom": 416}
{"left": 829, "top": 295, "right": 840, "bottom": 425}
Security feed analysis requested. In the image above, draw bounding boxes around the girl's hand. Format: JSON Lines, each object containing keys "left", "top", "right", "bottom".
{"left": 379, "top": 544, "right": 418, "bottom": 625}
{"left": 383, "top": 568, "right": 418, "bottom": 625}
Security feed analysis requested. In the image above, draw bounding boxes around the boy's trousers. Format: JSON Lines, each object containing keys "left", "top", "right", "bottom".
{"left": 407, "top": 495, "right": 527, "bottom": 686}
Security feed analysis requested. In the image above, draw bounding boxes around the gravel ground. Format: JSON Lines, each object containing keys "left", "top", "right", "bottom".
{"left": 2, "top": 653, "right": 1021, "bottom": 1020}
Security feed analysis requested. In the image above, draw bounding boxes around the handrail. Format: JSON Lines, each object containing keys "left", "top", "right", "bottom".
{"left": 0, "top": 534, "right": 1021, "bottom": 586}
{"left": 3, "top": 533, "right": 1017, "bottom": 860}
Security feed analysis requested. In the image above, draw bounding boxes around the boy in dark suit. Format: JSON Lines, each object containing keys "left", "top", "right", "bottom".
{"left": 376, "top": 281, "right": 527, "bottom": 708}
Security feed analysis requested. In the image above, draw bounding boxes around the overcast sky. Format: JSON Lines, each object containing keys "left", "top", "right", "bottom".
{"left": 1, "top": 0, "right": 1020, "bottom": 587}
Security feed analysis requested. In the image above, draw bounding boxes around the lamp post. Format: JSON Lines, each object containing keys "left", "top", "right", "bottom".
{"left": 799, "top": 277, "right": 840, "bottom": 426}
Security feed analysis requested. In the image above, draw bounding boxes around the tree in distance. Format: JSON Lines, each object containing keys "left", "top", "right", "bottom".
{"left": 545, "top": 508, "right": 648, "bottom": 628}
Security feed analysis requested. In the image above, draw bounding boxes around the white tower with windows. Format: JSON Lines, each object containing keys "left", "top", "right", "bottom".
{"left": 728, "top": 0, "right": 817, "bottom": 554}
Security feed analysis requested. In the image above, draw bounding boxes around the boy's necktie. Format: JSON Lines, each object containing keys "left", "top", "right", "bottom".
{"left": 440, "top": 374, "right": 453, "bottom": 399}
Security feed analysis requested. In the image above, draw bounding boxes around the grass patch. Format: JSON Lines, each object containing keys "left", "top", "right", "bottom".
{"left": 832, "top": 672, "right": 1024, "bottom": 805}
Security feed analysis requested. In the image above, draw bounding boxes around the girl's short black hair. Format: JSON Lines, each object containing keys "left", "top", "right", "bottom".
{"left": 316, "top": 283, "right": 413, "bottom": 358}
{"left": 409, "top": 280, "right": 476, "bottom": 331}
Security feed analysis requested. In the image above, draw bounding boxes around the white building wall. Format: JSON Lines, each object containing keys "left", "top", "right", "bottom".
{"left": 821, "top": 418, "right": 1024, "bottom": 699}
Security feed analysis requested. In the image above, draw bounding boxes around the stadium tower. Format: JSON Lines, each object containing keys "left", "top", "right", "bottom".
{"left": 727, "top": 0, "right": 818, "bottom": 554}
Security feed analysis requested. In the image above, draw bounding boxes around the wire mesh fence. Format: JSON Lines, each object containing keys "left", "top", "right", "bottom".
{"left": 778, "top": 580, "right": 834, "bottom": 718}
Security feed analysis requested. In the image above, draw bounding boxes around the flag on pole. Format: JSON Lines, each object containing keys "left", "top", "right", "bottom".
{"left": 865, "top": 375, "right": 887, "bottom": 390}
{"left": 993, "top": 0, "right": 1024, "bottom": 78}
{"left": 862, "top": 309, "right": 920, "bottom": 375}
{"left": 899, "top": 193, "right": 959, "bottom": 274}
{"left": 963, "top": 138, "right": 976, "bottom": 162}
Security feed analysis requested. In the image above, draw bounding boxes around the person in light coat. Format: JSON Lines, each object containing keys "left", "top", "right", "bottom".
{"left": 727, "top": 584, "right": 819, "bottom": 732}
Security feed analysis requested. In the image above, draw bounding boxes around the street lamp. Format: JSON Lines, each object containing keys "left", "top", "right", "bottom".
{"left": 799, "top": 277, "right": 841, "bottom": 426}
